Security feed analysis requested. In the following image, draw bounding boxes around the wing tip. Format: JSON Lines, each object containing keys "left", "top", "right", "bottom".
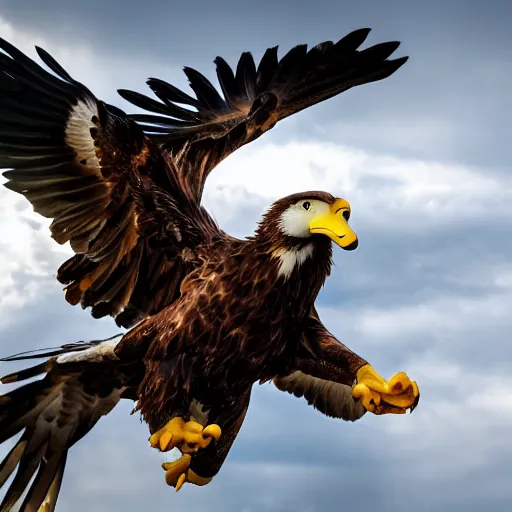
{"left": 389, "top": 55, "right": 410, "bottom": 69}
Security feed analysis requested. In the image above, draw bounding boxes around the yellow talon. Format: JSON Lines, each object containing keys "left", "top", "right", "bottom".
{"left": 161, "top": 453, "right": 213, "bottom": 491}
{"left": 387, "top": 371, "right": 412, "bottom": 395}
{"left": 175, "top": 473, "right": 187, "bottom": 492}
{"left": 163, "top": 454, "right": 192, "bottom": 486}
{"left": 378, "top": 386, "right": 418, "bottom": 408}
{"left": 352, "top": 384, "right": 380, "bottom": 412}
{"left": 159, "top": 431, "right": 173, "bottom": 452}
{"left": 353, "top": 364, "right": 419, "bottom": 414}
{"left": 203, "top": 424, "right": 222, "bottom": 441}
{"left": 151, "top": 416, "right": 222, "bottom": 490}
{"left": 149, "top": 417, "right": 222, "bottom": 454}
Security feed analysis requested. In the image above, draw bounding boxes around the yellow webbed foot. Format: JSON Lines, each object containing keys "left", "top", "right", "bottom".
{"left": 162, "top": 454, "right": 213, "bottom": 492}
{"left": 149, "top": 417, "right": 222, "bottom": 454}
{"left": 352, "top": 364, "right": 420, "bottom": 415}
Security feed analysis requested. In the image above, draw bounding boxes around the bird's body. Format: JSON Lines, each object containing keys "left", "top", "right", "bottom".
{"left": 132, "top": 217, "right": 333, "bottom": 431}
{"left": 0, "top": 28, "right": 420, "bottom": 511}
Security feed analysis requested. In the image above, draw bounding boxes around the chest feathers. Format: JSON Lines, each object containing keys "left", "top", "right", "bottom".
{"left": 272, "top": 244, "right": 315, "bottom": 278}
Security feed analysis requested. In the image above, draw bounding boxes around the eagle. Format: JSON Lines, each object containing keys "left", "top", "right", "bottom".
{"left": 0, "top": 28, "right": 419, "bottom": 511}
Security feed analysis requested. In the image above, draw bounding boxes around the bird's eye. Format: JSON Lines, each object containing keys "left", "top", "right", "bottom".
{"left": 342, "top": 210, "right": 350, "bottom": 221}
{"left": 302, "top": 201, "right": 311, "bottom": 211}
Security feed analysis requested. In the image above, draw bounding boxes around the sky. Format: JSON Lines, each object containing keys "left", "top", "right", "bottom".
{"left": 0, "top": 1, "right": 511, "bottom": 511}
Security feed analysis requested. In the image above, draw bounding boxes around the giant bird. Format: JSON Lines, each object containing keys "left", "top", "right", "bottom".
{"left": 0, "top": 28, "right": 419, "bottom": 512}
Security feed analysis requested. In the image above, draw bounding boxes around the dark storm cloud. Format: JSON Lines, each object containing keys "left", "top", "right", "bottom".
{"left": 0, "top": 3, "right": 511, "bottom": 512}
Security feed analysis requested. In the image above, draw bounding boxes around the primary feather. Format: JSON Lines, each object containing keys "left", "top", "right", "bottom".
{"left": 118, "top": 27, "right": 407, "bottom": 201}
{"left": 0, "top": 27, "right": 410, "bottom": 511}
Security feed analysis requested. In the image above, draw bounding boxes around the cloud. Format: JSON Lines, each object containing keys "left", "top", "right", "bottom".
{"left": 0, "top": 15, "right": 183, "bottom": 107}
{"left": 1, "top": 10, "right": 511, "bottom": 512}
{"left": 204, "top": 141, "right": 512, "bottom": 233}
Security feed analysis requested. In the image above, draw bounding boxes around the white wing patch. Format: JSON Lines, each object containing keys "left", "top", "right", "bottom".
{"left": 273, "top": 244, "right": 314, "bottom": 279}
{"left": 56, "top": 335, "right": 123, "bottom": 364}
{"left": 65, "top": 98, "right": 101, "bottom": 171}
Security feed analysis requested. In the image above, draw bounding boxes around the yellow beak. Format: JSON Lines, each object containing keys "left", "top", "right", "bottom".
{"left": 309, "top": 199, "right": 358, "bottom": 251}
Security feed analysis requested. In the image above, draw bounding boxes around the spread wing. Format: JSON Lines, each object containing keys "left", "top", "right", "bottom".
{"left": 118, "top": 28, "right": 408, "bottom": 201}
{"left": 0, "top": 336, "right": 142, "bottom": 512}
{"left": 273, "top": 308, "right": 367, "bottom": 422}
{"left": 0, "top": 39, "right": 222, "bottom": 328}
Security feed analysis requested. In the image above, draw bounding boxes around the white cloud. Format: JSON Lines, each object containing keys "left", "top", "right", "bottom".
{"left": 318, "top": 116, "right": 462, "bottom": 155}
{"left": 1, "top": 12, "right": 512, "bottom": 512}
{"left": 0, "top": 15, "right": 181, "bottom": 106}
{"left": 204, "top": 140, "right": 512, "bottom": 236}
{"left": 352, "top": 290, "right": 512, "bottom": 344}
{"left": 0, "top": 182, "right": 59, "bottom": 327}
{"left": 0, "top": 14, "right": 181, "bottom": 325}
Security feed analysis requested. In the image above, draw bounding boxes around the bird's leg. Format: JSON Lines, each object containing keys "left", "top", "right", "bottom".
{"left": 149, "top": 417, "right": 222, "bottom": 492}
{"left": 352, "top": 364, "right": 420, "bottom": 414}
{"left": 149, "top": 417, "right": 222, "bottom": 454}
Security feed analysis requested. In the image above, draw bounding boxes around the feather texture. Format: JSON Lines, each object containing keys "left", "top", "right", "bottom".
{"left": 118, "top": 28, "right": 408, "bottom": 201}
{"left": 0, "top": 336, "right": 143, "bottom": 512}
{"left": 273, "top": 306, "right": 368, "bottom": 421}
{"left": 0, "top": 27, "right": 412, "bottom": 508}
{"left": 0, "top": 38, "right": 223, "bottom": 328}
{"left": 273, "top": 371, "right": 366, "bottom": 421}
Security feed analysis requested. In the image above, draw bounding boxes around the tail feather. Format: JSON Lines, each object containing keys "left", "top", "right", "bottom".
{"left": 0, "top": 436, "right": 27, "bottom": 487}
{"left": 0, "top": 434, "right": 48, "bottom": 512}
{"left": 0, "top": 380, "right": 58, "bottom": 445}
{"left": 19, "top": 452, "right": 66, "bottom": 512}
{"left": 37, "top": 453, "right": 66, "bottom": 512}
{"left": 0, "top": 334, "right": 142, "bottom": 512}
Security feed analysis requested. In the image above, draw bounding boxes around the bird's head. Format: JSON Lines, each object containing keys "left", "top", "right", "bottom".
{"left": 257, "top": 191, "right": 358, "bottom": 251}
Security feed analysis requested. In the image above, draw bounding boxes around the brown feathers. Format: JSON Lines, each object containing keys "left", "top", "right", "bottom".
{"left": 0, "top": 27, "right": 410, "bottom": 508}
{"left": 273, "top": 371, "right": 366, "bottom": 421}
{"left": 119, "top": 28, "right": 407, "bottom": 201}
{"left": 0, "top": 38, "right": 223, "bottom": 328}
{"left": 127, "top": 196, "right": 335, "bottom": 431}
{"left": 273, "top": 307, "right": 369, "bottom": 420}
{"left": 0, "top": 337, "right": 144, "bottom": 512}
{"left": 1, "top": 29, "right": 407, "bottom": 328}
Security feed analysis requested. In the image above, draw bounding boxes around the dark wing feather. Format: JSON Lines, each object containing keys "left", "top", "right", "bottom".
{"left": 273, "top": 371, "right": 365, "bottom": 421}
{"left": 118, "top": 28, "right": 408, "bottom": 201}
{"left": 273, "top": 308, "right": 367, "bottom": 422}
{"left": 0, "top": 39, "right": 223, "bottom": 328}
{"left": 0, "top": 336, "right": 143, "bottom": 512}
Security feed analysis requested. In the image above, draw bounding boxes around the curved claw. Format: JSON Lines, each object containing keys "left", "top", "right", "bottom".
{"left": 162, "top": 453, "right": 213, "bottom": 492}
{"left": 175, "top": 473, "right": 187, "bottom": 492}
{"left": 353, "top": 364, "right": 420, "bottom": 414}
{"left": 387, "top": 371, "right": 412, "bottom": 395}
{"left": 352, "top": 384, "right": 380, "bottom": 412}
{"left": 149, "top": 417, "right": 222, "bottom": 454}
{"left": 152, "top": 417, "right": 222, "bottom": 490}
{"left": 159, "top": 431, "right": 174, "bottom": 452}
{"left": 410, "top": 384, "right": 421, "bottom": 413}
{"left": 203, "top": 424, "right": 222, "bottom": 441}
{"left": 163, "top": 454, "right": 192, "bottom": 488}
